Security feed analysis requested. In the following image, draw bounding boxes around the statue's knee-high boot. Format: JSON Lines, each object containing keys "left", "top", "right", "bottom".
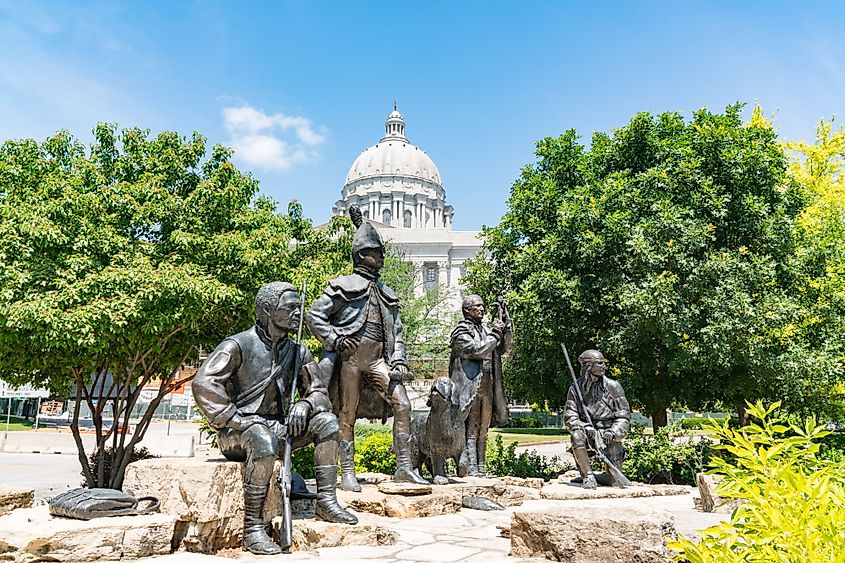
{"left": 476, "top": 435, "right": 488, "bottom": 477}
{"left": 393, "top": 432, "right": 429, "bottom": 485}
{"left": 465, "top": 437, "right": 479, "bottom": 476}
{"left": 573, "top": 447, "right": 597, "bottom": 489}
{"left": 313, "top": 440, "right": 357, "bottom": 524}
{"left": 243, "top": 483, "right": 283, "bottom": 554}
{"left": 338, "top": 439, "right": 362, "bottom": 492}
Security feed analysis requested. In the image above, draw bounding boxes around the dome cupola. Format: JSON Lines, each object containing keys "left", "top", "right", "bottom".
{"left": 383, "top": 100, "right": 406, "bottom": 141}
{"left": 334, "top": 102, "right": 454, "bottom": 230}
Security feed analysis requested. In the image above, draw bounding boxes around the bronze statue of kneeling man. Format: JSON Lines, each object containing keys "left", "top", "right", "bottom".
{"left": 563, "top": 349, "right": 631, "bottom": 489}
{"left": 194, "top": 282, "right": 357, "bottom": 555}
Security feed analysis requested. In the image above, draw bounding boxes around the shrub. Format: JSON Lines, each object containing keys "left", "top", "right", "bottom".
{"left": 291, "top": 443, "right": 316, "bottom": 479}
{"left": 622, "top": 423, "right": 712, "bottom": 485}
{"left": 669, "top": 401, "right": 845, "bottom": 562}
{"left": 680, "top": 416, "right": 739, "bottom": 430}
{"left": 85, "top": 446, "right": 158, "bottom": 488}
{"left": 818, "top": 432, "right": 845, "bottom": 463}
{"left": 354, "top": 432, "right": 396, "bottom": 474}
{"left": 354, "top": 422, "right": 392, "bottom": 440}
{"left": 196, "top": 411, "right": 217, "bottom": 448}
{"left": 486, "top": 434, "right": 572, "bottom": 479}
{"left": 504, "top": 416, "right": 544, "bottom": 429}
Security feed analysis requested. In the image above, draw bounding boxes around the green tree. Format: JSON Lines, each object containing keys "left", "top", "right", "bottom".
{"left": 784, "top": 118, "right": 845, "bottom": 419}
{"left": 466, "top": 105, "right": 808, "bottom": 427}
{"left": 0, "top": 124, "right": 353, "bottom": 488}
{"left": 379, "top": 251, "right": 460, "bottom": 378}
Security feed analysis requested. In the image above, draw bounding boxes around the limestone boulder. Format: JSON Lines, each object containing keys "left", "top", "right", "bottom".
{"left": 541, "top": 482, "right": 690, "bottom": 501}
{"left": 338, "top": 485, "right": 462, "bottom": 518}
{"left": 511, "top": 504, "right": 676, "bottom": 562}
{"left": 377, "top": 481, "right": 432, "bottom": 495}
{"left": 337, "top": 479, "right": 526, "bottom": 518}
{"left": 271, "top": 515, "right": 397, "bottom": 550}
{"left": 0, "top": 505, "right": 175, "bottom": 562}
{"left": 123, "top": 457, "right": 318, "bottom": 553}
{"left": 500, "top": 476, "right": 545, "bottom": 489}
{"left": 0, "top": 485, "right": 34, "bottom": 516}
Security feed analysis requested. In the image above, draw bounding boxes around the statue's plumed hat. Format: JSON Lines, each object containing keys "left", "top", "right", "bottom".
{"left": 349, "top": 205, "right": 384, "bottom": 255}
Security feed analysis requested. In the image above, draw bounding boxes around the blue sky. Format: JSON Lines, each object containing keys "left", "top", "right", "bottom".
{"left": 1, "top": 1, "right": 843, "bottom": 230}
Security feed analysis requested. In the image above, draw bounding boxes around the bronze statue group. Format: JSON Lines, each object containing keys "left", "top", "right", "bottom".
{"left": 193, "top": 206, "right": 632, "bottom": 555}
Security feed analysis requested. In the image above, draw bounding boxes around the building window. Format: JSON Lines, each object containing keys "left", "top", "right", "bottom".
{"left": 424, "top": 264, "right": 438, "bottom": 290}
{"left": 403, "top": 209, "right": 412, "bottom": 228}
{"left": 382, "top": 209, "right": 392, "bottom": 225}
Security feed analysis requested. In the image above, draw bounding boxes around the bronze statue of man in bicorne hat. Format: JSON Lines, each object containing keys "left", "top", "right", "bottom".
{"left": 306, "top": 206, "right": 428, "bottom": 491}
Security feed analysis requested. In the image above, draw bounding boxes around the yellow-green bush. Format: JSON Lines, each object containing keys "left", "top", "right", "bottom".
{"left": 669, "top": 401, "right": 845, "bottom": 563}
{"left": 354, "top": 432, "right": 395, "bottom": 475}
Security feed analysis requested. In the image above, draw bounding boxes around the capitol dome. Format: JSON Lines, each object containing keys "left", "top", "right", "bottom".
{"left": 334, "top": 103, "right": 453, "bottom": 230}
{"left": 344, "top": 105, "right": 441, "bottom": 185}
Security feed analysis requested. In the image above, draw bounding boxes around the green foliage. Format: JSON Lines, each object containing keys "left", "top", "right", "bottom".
{"left": 784, "top": 120, "right": 845, "bottom": 419}
{"left": 679, "top": 416, "right": 738, "bottom": 430}
{"left": 85, "top": 446, "right": 158, "bottom": 488}
{"left": 196, "top": 410, "right": 217, "bottom": 448}
{"left": 379, "top": 250, "right": 460, "bottom": 376}
{"left": 818, "top": 432, "right": 845, "bottom": 463}
{"left": 503, "top": 416, "right": 544, "bottom": 429}
{"left": 354, "top": 432, "right": 395, "bottom": 475}
{"left": 353, "top": 423, "right": 392, "bottom": 440}
{"left": 485, "top": 434, "right": 572, "bottom": 479}
{"left": 466, "top": 105, "right": 819, "bottom": 424}
{"left": 291, "top": 444, "right": 316, "bottom": 479}
{"left": 669, "top": 401, "right": 845, "bottom": 562}
{"left": 0, "top": 124, "right": 354, "bottom": 488}
{"left": 622, "top": 423, "right": 712, "bottom": 485}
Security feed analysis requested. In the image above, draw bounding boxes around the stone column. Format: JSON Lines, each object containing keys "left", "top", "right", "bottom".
{"left": 438, "top": 260, "right": 449, "bottom": 287}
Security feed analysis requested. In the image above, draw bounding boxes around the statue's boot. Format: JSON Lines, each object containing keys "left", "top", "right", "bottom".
{"left": 338, "top": 439, "right": 362, "bottom": 492}
{"left": 314, "top": 464, "right": 358, "bottom": 524}
{"left": 573, "top": 447, "right": 597, "bottom": 490}
{"left": 476, "top": 436, "right": 490, "bottom": 477}
{"left": 242, "top": 483, "right": 283, "bottom": 555}
{"left": 465, "top": 437, "right": 480, "bottom": 476}
{"left": 456, "top": 451, "right": 469, "bottom": 477}
{"left": 393, "top": 432, "right": 429, "bottom": 485}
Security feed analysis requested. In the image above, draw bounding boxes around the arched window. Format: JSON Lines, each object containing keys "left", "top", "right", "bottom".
{"left": 403, "top": 210, "right": 412, "bottom": 228}
{"left": 382, "top": 209, "right": 392, "bottom": 225}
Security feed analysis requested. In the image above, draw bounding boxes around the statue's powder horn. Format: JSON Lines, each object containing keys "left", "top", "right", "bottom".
{"left": 349, "top": 205, "right": 364, "bottom": 228}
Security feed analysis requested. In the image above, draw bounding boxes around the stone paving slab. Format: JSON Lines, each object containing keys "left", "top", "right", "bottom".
{"left": 541, "top": 482, "right": 691, "bottom": 500}
{"left": 138, "top": 488, "right": 727, "bottom": 563}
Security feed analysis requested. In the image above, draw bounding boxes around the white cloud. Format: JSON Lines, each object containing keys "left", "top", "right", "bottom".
{"left": 222, "top": 105, "right": 327, "bottom": 171}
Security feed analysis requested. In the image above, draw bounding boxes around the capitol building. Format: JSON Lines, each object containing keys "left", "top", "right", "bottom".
{"left": 333, "top": 104, "right": 482, "bottom": 302}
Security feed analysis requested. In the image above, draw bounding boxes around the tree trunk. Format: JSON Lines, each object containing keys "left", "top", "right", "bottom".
{"left": 736, "top": 402, "right": 748, "bottom": 427}
{"left": 651, "top": 405, "right": 668, "bottom": 430}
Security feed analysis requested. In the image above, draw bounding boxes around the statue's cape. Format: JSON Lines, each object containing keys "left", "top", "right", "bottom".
{"left": 448, "top": 320, "right": 510, "bottom": 427}
{"left": 324, "top": 274, "right": 400, "bottom": 307}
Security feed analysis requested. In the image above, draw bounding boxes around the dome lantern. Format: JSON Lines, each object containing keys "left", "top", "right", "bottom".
{"left": 382, "top": 99, "right": 407, "bottom": 141}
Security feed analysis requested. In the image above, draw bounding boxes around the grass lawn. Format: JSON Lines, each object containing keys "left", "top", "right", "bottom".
{"left": 490, "top": 427, "right": 568, "bottom": 446}
{"left": 1, "top": 417, "right": 34, "bottom": 431}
